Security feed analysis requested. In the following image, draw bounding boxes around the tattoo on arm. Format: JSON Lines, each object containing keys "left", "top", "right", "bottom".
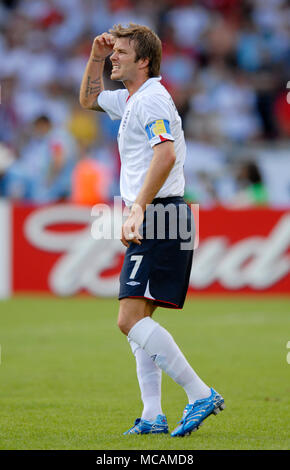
{"left": 92, "top": 58, "right": 105, "bottom": 63}
{"left": 85, "top": 76, "right": 102, "bottom": 99}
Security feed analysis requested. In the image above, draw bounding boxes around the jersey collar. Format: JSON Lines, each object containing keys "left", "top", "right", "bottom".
{"left": 137, "top": 76, "right": 162, "bottom": 94}
{"left": 127, "top": 76, "right": 162, "bottom": 101}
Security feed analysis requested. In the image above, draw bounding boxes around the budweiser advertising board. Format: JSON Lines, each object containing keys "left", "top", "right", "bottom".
{"left": 0, "top": 200, "right": 289, "bottom": 297}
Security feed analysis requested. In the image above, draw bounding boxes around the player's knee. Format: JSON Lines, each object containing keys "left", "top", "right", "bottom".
{"left": 117, "top": 312, "right": 130, "bottom": 335}
{"left": 117, "top": 305, "right": 134, "bottom": 335}
{"left": 118, "top": 298, "right": 154, "bottom": 335}
{"left": 117, "top": 304, "right": 145, "bottom": 336}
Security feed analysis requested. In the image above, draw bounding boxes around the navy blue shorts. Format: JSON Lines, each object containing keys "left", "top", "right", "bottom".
{"left": 119, "top": 197, "right": 194, "bottom": 309}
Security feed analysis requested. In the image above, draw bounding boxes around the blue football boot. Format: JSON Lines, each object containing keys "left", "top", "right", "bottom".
{"left": 123, "top": 414, "right": 169, "bottom": 435}
{"left": 171, "top": 388, "right": 225, "bottom": 437}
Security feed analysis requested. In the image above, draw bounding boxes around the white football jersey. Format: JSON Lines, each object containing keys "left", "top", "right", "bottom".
{"left": 98, "top": 77, "right": 186, "bottom": 206}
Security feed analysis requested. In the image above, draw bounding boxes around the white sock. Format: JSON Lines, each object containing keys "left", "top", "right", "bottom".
{"left": 128, "top": 338, "right": 163, "bottom": 422}
{"left": 128, "top": 317, "right": 211, "bottom": 404}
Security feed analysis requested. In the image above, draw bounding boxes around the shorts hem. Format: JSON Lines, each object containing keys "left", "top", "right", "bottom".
{"left": 118, "top": 295, "right": 182, "bottom": 309}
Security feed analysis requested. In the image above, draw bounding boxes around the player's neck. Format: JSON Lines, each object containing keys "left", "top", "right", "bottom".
{"left": 123, "top": 75, "right": 149, "bottom": 98}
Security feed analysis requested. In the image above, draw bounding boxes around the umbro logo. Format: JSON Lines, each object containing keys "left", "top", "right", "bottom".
{"left": 151, "top": 354, "right": 157, "bottom": 362}
{"left": 126, "top": 281, "right": 141, "bottom": 286}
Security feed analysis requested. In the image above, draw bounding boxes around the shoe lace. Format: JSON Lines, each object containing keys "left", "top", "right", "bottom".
{"left": 178, "top": 400, "right": 212, "bottom": 424}
{"left": 128, "top": 418, "right": 141, "bottom": 431}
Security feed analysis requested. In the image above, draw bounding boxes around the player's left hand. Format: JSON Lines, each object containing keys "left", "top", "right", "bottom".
{"left": 121, "top": 203, "right": 144, "bottom": 247}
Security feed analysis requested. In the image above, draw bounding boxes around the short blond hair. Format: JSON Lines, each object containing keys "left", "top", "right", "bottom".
{"left": 109, "top": 23, "right": 162, "bottom": 78}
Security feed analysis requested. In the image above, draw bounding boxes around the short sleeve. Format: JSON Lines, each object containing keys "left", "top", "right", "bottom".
{"left": 136, "top": 95, "right": 175, "bottom": 147}
{"left": 97, "top": 89, "right": 128, "bottom": 121}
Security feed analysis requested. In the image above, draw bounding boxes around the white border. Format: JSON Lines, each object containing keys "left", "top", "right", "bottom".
{"left": 0, "top": 199, "right": 11, "bottom": 299}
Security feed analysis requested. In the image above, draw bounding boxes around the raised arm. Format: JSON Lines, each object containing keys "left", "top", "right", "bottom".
{"left": 79, "top": 33, "right": 115, "bottom": 111}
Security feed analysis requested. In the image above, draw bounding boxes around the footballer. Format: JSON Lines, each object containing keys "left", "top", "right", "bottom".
{"left": 80, "top": 23, "right": 225, "bottom": 437}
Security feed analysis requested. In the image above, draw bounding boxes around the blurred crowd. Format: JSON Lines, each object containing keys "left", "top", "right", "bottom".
{"left": 0, "top": 0, "right": 290, "bottom": 208}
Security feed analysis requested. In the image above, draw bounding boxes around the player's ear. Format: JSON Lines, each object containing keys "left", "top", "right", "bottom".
{"left": 138, "top": 57, "right": 149, "bottom": 70}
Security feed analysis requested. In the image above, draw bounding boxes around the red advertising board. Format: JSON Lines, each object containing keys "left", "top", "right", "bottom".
{"left": 2, "top": 203, "right": 290, "bottom": 296}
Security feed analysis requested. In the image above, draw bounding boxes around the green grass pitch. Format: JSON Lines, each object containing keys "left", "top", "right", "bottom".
{"left": 0, "top": 296, "right": 289, "bottom": 450}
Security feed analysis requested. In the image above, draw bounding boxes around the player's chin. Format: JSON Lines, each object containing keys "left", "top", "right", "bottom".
{"left": 111, "top": 70, "right": 122, "bottom": 80}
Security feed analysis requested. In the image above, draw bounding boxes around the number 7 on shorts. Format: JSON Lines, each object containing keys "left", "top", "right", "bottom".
{"left": 129, "top": 255, "right": 143, "bottom": 279}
